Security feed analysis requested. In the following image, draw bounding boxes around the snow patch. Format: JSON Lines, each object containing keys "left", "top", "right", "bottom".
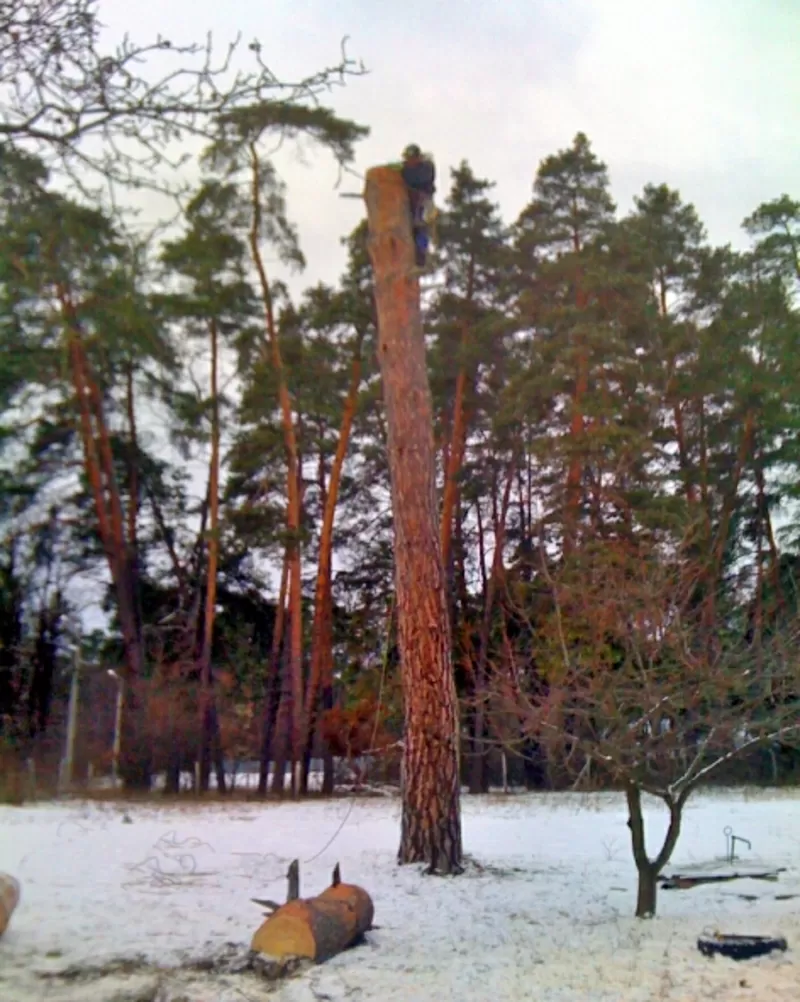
{"left": 1, "top": 790, "right": 798, "bottom": 1000}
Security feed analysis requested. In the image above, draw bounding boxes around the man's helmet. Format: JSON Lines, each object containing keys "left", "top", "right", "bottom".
{"left": 403, "top": 144, "right": 422, "bottom": 159}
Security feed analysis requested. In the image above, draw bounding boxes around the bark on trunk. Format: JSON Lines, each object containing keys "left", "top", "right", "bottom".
{"left": 441, "top": 259, "right": 476, "bottom": 582}
{"left": 124, "top": 362, "right": 144, "bottom": 648}
{"left": 199, "top": 318, "right": 223, "bottom": 794}
{"left": 259, "top": 549, "right": 289, "bottom": 794}
{"left": 249, "top": 142, "right": 303, "bottom": 795}
{"left": 301, "top": 341, "right": 364, "bottom": 794}
{"left": 271, "top": 641, "right": 293, "bottom": 796}
{"left": 365, "top": 166, "right": 463, "bottom": 874}
{"left": 635, "top": 864, "right": 659, "bottom": 920}
{"left": 320, "top": 683, "right": 335, "bottom": 795}
{"left": 58, "top": 292, "right": 149, "bottom": 788}
{"left": 164, "top": 753, "right": 181, "bottom": 795}
{"left": 625, "top": 782, "right": 685, "bottom": 919}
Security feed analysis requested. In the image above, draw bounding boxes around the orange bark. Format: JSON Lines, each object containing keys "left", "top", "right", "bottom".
{"left": 365, "top": 166, "right": 462, "bottom": 872}
{"left": 60, "top": 292, "right": 141, "bottom": 671}
{"left": 198, "top": 317, "right": 223, "bottom": 792}
{"left": 441, "top": 256, "right": 476, "bottom": 573}
{"left": 301, "top": 339, "right": 364, "bottom": 792}
{"left": 248, "top": 143, "right": 304, "bottom": 793}
{"left": 57, "top": 284, "right": 148, "bottom": 784}
{"left": 125, "top": 362, "right": 140, "bottom": 573}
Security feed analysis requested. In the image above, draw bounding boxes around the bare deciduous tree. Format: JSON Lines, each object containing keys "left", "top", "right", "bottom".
{"left": 493, "top": 537, "right": 800, "bottom": 917}
{"left": 1, "top": 0, "right": 365, "bottom": 194}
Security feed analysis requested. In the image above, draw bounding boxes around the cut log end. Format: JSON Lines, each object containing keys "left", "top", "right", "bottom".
{"left": 251, "top": 896, "right": 359, "bottom": 963}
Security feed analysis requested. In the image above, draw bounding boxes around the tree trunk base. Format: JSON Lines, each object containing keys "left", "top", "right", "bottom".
{"left": 322, "top": 751, "right": 335, "bottom": 795}
{"left": 398, "top": 811, "right": 464, "bottom": 875}
{"left": 636, "top": 866, "right": 658, "bottom": 919}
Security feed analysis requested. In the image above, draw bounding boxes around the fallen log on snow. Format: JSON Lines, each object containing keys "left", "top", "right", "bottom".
{"left": 0, "top": 873, "right": 20, "bottom": 936}
{"left": 661, "top": 868, "right": 786, "bottom": 890}
{"left": 317, "top": 862, "right": 375, "bottom": 936}
{"left": 251, "top": 861, "right": 374, "bottom": 963}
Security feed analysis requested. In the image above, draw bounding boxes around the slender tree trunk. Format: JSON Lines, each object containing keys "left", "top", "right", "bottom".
{"left": 320, "top": 683, "right": 336, "bottom": 795}
{"left": 270, "top": 640, "right": 292, "bottom": 796}
{"left": 124, "top": 361, "right": 143, "bottom": 636}
{"left": 704, "top": 410, "right": 755, "bottom": 644}
{"left": 625, "top": 783, "right": 685, "bottom": 919}
{"left": 672, "top": 402, "right": 698, "bottom": 506}
{"left": 440, "top": 302, "right": 473, "bottom": 576}
{"left": 756, "top": 459, "right": 784, "bottom": 617}
{"left": 58, "top": 290, "right": 149, "bottom": 788}
{"left": 210, "top": 701, "right": 227, "bottom": 794}
{"left": 198, "top": 318, "right": 224, "bottom": 794}
{"left": 475, "top": 499, "right": 488, "bottom": 597}
{"left": 697, "top": 396, "right": 710, "bottom": 511}
{"left": 469, "top": 459, "right": 515, "bottom": 795}
{"left": 564, "top": 281, "right": 589, "bottom": 557}
{"left": 754, "top": 460, "right": 765, "bottom": 645}
{"left": 301, "top": 339, "right": 364, "bottom": 794}
{"left": 259, "top": 549, "right": 289, "bottom": 794}
{"left": 249, "top": 143, "right": 304, "bottom": 796}
{"left": 365, "top": 166, "right": 462, "bottom": 874}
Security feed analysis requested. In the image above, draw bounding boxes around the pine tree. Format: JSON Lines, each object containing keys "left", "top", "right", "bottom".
{"left": 158, "top": 178, "right": 259, "bottom": 793}
{"left": 427, "top": 161, "right": 511, "bottom": 793}
{"left": 512, "top": 132, "right": 618, "bottom": 555}
{"left": 0, "top": 149, "right": 175, "bottom": 786}
{"left": 202, "top": 101, "right": 368, "bottom": 793}
{"left": 365, "top": 165, "right": 462, "bottom": 873}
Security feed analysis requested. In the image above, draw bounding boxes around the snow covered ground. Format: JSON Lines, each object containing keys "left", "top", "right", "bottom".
{"left": 1, "top": 789, "right": 798, "bottom": 1001}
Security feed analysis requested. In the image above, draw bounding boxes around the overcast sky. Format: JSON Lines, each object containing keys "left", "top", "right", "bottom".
{"left": 100, "top": 0, "right": 799, "bottom": 296}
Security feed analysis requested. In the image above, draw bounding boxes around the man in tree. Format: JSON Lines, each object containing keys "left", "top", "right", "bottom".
{"left": 396, "top": 144, "right": 437, "bottom": 268}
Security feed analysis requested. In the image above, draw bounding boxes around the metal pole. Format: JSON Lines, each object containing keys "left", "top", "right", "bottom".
{"left": 61, "top": 647, "right": 80, "bottom": 792}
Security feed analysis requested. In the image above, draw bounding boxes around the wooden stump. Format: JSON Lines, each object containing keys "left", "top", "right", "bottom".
{"left": 0, "top": 874, "right": 20, "bottom": 937}
{"left": 251, "top": 862, "right": 374, "bottom": 963}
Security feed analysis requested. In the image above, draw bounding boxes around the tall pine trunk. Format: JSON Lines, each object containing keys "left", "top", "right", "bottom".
{"left": 59, "top": 289, "right": 149, "bottom": 788}
{"left": 259, "top": 548, "right": 289, "bottom": 794}
{"left": 270, "top": 639, "right": 293, "bottom": 795}
{"left": 301, "top": 339, "right": 364, "bottom": 795}
{"left": 198, "top": 318, "right": 225, "bottom": 795}
{"left": 249, "top": 143, "right": 304, "bottom": 794}
{"left": 365, "top": 166, "right": 462, "bottom": 874}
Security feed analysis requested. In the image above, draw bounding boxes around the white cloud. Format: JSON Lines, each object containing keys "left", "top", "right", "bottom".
{"left": 99, "top": 0, "right": 797, "bottom": 288}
